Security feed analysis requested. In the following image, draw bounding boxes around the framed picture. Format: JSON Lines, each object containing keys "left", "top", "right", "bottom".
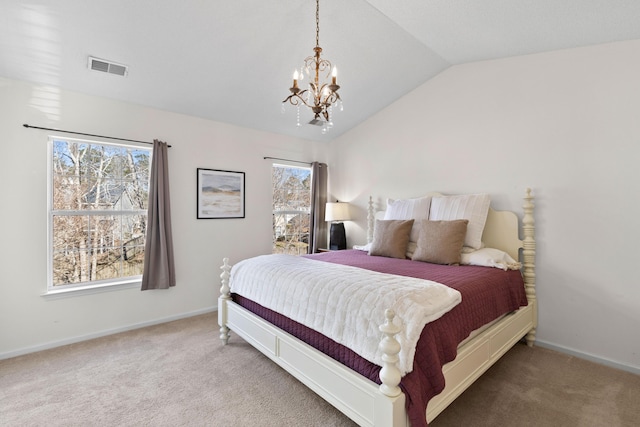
{"left": 197, "top": 168, "right": 245, "bottom": 219}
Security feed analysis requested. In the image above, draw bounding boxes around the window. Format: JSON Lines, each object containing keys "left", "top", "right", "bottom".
{"left": 272, "top": 164, "right": 311, "bottom": 255}
{"left": 48, "top": 137, "right": 151, "bottom": 292}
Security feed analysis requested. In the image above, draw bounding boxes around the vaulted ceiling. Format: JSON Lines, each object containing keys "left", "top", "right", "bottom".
{"left": 2, "top": 0, "right": 640, "bottom": 142}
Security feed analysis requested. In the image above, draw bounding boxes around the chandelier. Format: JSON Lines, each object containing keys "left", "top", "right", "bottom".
{"left": 283, "top": 0, "right": 342, "bottom": 133}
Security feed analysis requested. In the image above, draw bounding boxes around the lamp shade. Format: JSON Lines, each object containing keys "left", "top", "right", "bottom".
{"left": 325, "top": 202, "right": 350, "bottom": 222}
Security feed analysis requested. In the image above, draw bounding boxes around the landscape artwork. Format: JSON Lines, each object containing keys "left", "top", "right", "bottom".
{"left": 197, "top": 168, "right": 245, "bottom": 219}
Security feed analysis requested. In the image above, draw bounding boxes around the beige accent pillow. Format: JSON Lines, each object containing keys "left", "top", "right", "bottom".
{"left": 411, "top": 219, "right": 469, "bottom": 265}
{"left": 368, "top": 219, "right": 414, "bottom": 259}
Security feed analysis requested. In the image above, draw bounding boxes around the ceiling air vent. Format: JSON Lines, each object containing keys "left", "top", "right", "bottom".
{"left": 88, "top": 56, "right": 128, "bottom": 77}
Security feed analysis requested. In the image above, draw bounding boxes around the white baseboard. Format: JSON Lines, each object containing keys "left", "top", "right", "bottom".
{"left": 0, "top": 307, "right": 217, "bottom": 360}
{"left": 6, "top": 312, "right": 637, "bottom": 378}
{"left": 535, "top": 339, "right": 639, "bottom": 376}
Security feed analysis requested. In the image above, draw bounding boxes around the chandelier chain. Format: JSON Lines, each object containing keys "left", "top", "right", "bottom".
{"left": 315, "top": 0, "right": 320, "bottom": 48}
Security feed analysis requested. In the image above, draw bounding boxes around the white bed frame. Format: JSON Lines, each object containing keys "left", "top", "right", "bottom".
{"left": 218, "top": 189, "right": 536, "bottom": 426}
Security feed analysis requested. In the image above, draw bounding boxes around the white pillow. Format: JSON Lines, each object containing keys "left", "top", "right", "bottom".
{"left": 383, "top": 196, "right": 432, "bottom": 244}
{"left": 461, "top": 248, "right": 521, "bottom": 270}
{"left": 429, "top": 193, "right": 490, "bottom": 250}
{"left": 353, "top": 243, "right": 372, "bottom": 252}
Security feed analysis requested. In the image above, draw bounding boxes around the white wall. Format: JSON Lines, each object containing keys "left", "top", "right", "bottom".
{"left": 329, "top": 40, "right": 640, "bottom": 372}
{"left": 3, "top": 39, "right": 640, "bottom": 373}
{"left": 0, "top": 77, "right": 325, "bottom": 358}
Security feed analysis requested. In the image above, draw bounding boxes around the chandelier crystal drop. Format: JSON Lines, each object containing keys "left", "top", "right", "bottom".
{"left": 283, "top": 0, "right": 342, "bottom": 130}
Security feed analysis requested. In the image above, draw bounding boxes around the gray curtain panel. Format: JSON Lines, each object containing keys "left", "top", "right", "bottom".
{"left": 141, "top": 140, "right": 176, "bottom": 290}
{"left": 308, "top": 162, "right": 328, "bottom": 253}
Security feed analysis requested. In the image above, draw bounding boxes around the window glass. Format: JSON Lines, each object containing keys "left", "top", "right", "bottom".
{"left": 272, "top": 164, "right": 311, "bottom": 255}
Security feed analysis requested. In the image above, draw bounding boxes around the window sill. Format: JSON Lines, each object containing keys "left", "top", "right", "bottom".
{"left": 42, "top": 280, "right": 141, "bottom": 300}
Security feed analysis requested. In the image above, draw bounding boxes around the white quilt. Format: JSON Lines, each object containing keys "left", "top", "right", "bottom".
{"left": 229, "top": 254, "right": 461, "bottom": 375}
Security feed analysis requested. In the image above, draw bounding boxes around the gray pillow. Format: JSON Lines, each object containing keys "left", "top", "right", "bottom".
{"left": 411, "top": 219, "right": 469, "bottom": 265}
{"left": 368, "top": 219, "right": 414, "bottom": 259}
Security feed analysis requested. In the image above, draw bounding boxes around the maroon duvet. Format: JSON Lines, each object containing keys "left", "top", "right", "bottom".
{"left": 232, "top": 250, "right": 527, "bottom": 427}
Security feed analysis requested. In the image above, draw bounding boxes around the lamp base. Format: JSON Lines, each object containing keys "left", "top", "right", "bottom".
{"left": 329, "top": 222, "right": 346, "bottom": 250}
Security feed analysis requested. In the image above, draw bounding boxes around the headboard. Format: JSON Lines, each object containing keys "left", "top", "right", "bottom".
{"left": 367, "top": 189, "right": 535, "bottom": 262}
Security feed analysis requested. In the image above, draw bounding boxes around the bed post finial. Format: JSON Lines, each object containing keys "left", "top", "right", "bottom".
{"left": 219, "top": 257, "right": 232, "bottom": 345}
{"left": 367, "top": 196, "right": 375, "bottom": 244}
{"left": 378, "top": 309, "right": 402, "bottom": 397}
{"left": 523, "top": 188, "right": 537, "bottom": 346}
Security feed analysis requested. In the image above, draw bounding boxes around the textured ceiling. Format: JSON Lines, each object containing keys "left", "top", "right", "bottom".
{"left": 1, "top": 0, "right": 640, "bottom": 142}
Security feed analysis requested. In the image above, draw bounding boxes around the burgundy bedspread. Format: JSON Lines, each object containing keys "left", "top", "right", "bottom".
{"left": 232, "top": 249, "right": 527, "bottom": 427}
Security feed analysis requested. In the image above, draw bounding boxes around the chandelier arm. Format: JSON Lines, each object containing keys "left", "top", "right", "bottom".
{"left": 283, "top": 92, "right": 315, "bottom": 109}
{"left": 303, "top": 56, "right": 332, "bottom": 74}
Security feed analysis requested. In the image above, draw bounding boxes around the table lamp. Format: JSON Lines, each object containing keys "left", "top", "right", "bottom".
{"left": 325, "top": 201, "right": 351, "bottom": 250}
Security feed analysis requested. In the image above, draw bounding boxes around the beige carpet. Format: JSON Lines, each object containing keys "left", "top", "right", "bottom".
{"left": 1, "top": 313, "right": 638, "bottom": 426}
{"left": 430, "top": 342, "right": 640, "bottom": 427}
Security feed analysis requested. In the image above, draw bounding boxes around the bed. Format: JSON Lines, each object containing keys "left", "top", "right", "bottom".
{"left": 218, "top": 189, "right": 536, "bottom": 426}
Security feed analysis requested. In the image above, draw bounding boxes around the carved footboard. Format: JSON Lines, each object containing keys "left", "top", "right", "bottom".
{"left": 218, "top": 258, "right": 405, "bottom": 400}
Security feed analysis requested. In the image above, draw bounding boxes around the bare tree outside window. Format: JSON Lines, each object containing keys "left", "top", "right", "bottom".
{"left": 49, "top": 138, "right": 151, "bottom": 289}
{"left": 272, "top": 164, "right": 311, "bottom": 255}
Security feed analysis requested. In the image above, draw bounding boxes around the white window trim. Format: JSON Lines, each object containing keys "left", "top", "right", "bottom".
{"left": 42, "top": 278, "right": 141, "bottom": 300}
{"left": 46, "top": 135, "right": 151, "bottom": 296}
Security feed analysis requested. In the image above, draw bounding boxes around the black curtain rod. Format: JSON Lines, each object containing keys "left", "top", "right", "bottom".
{"left": 264, "top": 156, "right": 311, "bottom": 165}
{"left": 22, "top": 124, "right": 171, "bottom": 147}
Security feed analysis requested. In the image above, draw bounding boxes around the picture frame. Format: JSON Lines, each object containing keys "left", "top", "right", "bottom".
{"left": 197, "top": 168, "right": 245, "bottom": 219}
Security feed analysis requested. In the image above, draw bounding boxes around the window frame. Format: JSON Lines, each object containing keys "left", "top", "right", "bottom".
{"left": 45, "top": 135, "right": 152, "bottom": 295}
{"left": 271, "top": 162, "right": 312, "bottom": 256}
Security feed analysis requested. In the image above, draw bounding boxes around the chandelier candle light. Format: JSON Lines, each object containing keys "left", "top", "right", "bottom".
{"left": 283, "top": 0, "right": 342, "bottom": 133}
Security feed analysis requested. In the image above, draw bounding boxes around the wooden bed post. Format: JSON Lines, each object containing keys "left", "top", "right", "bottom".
{"left": 379, "top": 309, "right": 403, "bottom": 397}
{"left": 522, "top": 189, "right": 537, "bottom": 346}
{"left": 219, "top": 257, "right": 232, "bottom": 345}
{"left": 367, "top": 196, "right": 375, "bottom": 244}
